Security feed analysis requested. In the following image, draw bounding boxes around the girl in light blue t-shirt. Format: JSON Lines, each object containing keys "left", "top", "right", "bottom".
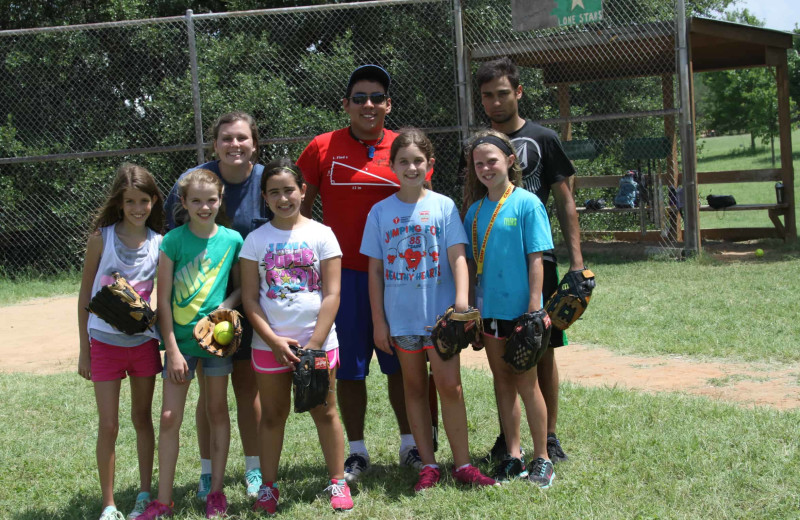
{"left": 462, "top": 129, "right": 556, "bottom": 489}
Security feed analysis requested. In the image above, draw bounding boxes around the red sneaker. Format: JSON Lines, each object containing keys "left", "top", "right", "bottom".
{"left": 452, "top": 464, "right": 499, "bottom": 487}
{"left": 205, "top": 491, "right": 227, "bottom": 518}
{"left": 137, "top": 500, "right": 173, "bottom": 520}
{"left": 413, "top": 466, "right": 441, "bottom": 492}
{"left": 326, "top": 479, "right": 354, "bottom": 511}
{"left": 252, "top": 483, "right": 279, "bottom": 515}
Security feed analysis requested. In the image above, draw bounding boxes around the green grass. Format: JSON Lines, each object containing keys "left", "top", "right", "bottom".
{"left": 567, "top": 246, "right": 800, "bottom": 363}
{"left": 696, "top": 130, "right": 800, "bottom": 230}
{"left": 1, "top": 370, "right": 798, "bottom": 520}
{"left": 0, "top": 270, "right": 81, "bottom": 306}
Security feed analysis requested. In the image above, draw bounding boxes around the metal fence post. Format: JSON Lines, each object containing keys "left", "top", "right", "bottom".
{"left": 676, "top": 0, "right": 700, "bottom": 254}
{"left": 453, "top": 0, "right": 470, "bottom": 147}
{"left": 186, "top": 9, "right": 205, "bottom": 165}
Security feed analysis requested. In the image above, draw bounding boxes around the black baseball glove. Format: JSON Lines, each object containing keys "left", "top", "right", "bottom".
{"left": 430, "top": 305, "right": 483, "bottom": 360}
{"left": 503, "top": 309, "right": 552, "bottom": 373}
{"left": 86, "top": 271, "right": 156, "bottom": 335}
{"left": 290, "top": 346, "right": 330, "bottom": 413}
{"left": 544, "top": 268, "right": 595, "bottom": 330}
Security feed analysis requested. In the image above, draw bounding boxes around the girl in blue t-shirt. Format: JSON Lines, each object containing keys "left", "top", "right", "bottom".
{"left": 360, "top": 128, "right": 496, "bottom": 491}
{"left": 140, "top": 169, "right": 243, "bottom": 520}
{"left": 462, "top": 129, "right": 556, "bottom": 489}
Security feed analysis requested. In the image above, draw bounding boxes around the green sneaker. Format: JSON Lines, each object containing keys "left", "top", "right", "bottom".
{"left": 127, "top": 492, "right": 150, "bottom": 519}
{"left": 197, "top": 473, "right": 212, "bottom": 502}
{"left": 245, "top": 467, "right": 262, "bottom": 498}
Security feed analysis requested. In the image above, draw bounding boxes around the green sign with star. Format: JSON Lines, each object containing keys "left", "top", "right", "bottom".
{"left": 552, "top": 0, "right": 603, "bottom": 26}
{"left": 512, "top": 0, "right": 603, "bottom": 31}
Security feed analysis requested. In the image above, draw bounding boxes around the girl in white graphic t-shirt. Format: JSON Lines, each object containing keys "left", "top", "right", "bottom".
{"left": 240, "top": 158, "right": 352, "bottom": 514}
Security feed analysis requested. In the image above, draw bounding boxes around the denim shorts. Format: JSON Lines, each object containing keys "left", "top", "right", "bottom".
{"left": 162, "top": 352, "right": 233, "bottom": 380}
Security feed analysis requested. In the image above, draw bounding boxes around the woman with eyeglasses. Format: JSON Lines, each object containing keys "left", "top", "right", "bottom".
{"left": 163, "top": 111, "right": 269, "bottom": 501}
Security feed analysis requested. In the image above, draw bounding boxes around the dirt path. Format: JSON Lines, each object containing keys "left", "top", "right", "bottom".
{"left": 4, "top": 296, "right": 798, "bottom": 410}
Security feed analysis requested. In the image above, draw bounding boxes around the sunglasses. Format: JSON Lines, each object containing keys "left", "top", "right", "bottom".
{"left": 349, "top": 93, "right": 387, "bottom": 105}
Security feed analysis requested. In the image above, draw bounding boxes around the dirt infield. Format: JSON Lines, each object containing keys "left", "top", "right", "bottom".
{"left": 4, "top": 295, "right": 798, "bottom": 410}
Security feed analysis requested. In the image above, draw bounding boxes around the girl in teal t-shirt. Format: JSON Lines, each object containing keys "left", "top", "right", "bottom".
{"left": 144, "top": 169, "right": 243, "bottom": 519}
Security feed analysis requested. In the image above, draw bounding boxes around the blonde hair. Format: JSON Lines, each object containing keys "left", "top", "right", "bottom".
{"left": 462, "top": 129, "right": 522, "bottom": 209}
{"left": 174, "top": 169, "right": 230, "bottom": 226}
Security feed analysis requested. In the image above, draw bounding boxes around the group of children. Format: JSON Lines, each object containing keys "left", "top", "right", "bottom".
{"left": 78, "top": 126, "right": 556, "bottom": 519}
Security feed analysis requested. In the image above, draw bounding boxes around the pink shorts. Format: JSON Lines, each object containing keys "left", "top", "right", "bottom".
{"left": 90, "top": 338, "right": 162, "bottom": 382}
{"left": 252, "top": 347, "right": 339, "bottom": 375}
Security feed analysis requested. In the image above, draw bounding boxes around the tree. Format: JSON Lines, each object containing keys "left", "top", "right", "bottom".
{"left": 697, "top": 9, "right": 797, "bottom": 163}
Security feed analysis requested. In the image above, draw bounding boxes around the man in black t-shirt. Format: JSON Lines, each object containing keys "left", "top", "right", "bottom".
{"left": 471, "top": 57, "right": 586, "bottom": 471}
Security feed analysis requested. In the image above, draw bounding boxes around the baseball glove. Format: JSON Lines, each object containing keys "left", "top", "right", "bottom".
{"left": 503, "top": 309, "right": 552, "bottom": 373}
{"left": 544, "top": 268, "right": 595, "bottom": 330}
{"left": 193, "top": 308, "right": 243, "bottom": 358}
{"left": 430, "top": 305, "right": 483, "bottom": 360}
{"left": 86, "top": 271, "right": 156, "bottom": 335}
{"left": 291, "top": 346, "right": 330, "bottom": 413}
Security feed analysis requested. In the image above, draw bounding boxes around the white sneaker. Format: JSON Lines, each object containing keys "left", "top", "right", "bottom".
{"left": 343, "top": 452, "right": 370, "bottom": 485}
{"left": 99, "top": 506, "right": 125, "bottom": 520}
{"left": 399, "top": 445, "right": 423, "bottom": 470}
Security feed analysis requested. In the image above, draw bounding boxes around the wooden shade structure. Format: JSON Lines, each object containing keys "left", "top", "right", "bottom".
{"left": 469, "top": 17, "right": 796, "bottom": 244}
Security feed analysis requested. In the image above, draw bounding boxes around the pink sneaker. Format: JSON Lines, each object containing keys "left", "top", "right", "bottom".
{"left": 253, "top": 483, "right": 279, "bottom": 515}
{"left": 326, "top": 479, "right": 353, "bottom": 511}
{"left": 137, "top": 501, "right": 173, "bottom": 520}
{"left": 414, "top": 466, "right": 441, "bottom": 492}
{"left": 452, "top": 464, "right": 499, "bottom": 487}
{"left": 205, "top": 491, "right": 227, "bottom": 518}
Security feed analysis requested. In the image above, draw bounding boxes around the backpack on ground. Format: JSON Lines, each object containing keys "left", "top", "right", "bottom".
{"left": 614, "top": 170, "right": 638, "bottom": 208}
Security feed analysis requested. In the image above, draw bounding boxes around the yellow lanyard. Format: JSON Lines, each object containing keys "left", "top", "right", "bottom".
{"left": 472, "top": 184, "right": 514, "bottom": 276}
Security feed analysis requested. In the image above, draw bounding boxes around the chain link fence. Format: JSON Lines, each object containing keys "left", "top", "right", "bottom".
{"left": 1, "top": 0, "right": 686, "bottom": 275}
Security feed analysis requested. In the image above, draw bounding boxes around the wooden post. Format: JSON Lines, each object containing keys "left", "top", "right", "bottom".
{"left": 557, "top": 83, "right": 575, "bottom": 194}
{"left": 557, "top": 83, "right": 572, "bottom": 142}
{"left": 774, "top": 51, "right": 797, "bottom": 241}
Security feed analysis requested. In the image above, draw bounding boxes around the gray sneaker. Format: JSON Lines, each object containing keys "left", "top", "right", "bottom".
{"left": 399, "top": 446, "right": 423, "bottom": 470}
{"left": 344, "top": 452, "right": 370, "bottom": 484}
{"left": 528, "top": 457, "right": 555, "bottom": 489}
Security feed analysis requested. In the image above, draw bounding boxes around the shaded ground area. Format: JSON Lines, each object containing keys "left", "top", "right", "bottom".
{"left": 5, "top": 296, "right": 797, "bottom": 410}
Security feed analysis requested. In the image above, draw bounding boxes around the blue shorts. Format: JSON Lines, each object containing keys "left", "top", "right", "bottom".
{"left": 336, "top": 269, "right": 401, "bottom": 380}
{"left": 162, "top": 352, "right": 233, "bottom": 380}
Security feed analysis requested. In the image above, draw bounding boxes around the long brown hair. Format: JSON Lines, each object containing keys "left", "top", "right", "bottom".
{"left": 90, "top": 163, "right": 165, "bottom": 233}
{"left": 462, "top": 129, "right": 523, "bottom": 210}
{"left": 174, "top": 168, "right": 230, "bottom": 227}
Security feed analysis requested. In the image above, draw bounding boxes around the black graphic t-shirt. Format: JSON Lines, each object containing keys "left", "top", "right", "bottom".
{"left": 506, "top": 120, "right": 575, "bottom": 205}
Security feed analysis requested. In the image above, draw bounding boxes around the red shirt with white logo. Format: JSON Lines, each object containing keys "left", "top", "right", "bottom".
{"left": 297, "top": 127, "right": 432, "bottom": 271}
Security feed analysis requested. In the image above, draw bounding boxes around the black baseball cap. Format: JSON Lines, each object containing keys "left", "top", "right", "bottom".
{"left": 346, "top": 64, "right": 391, "bottom": 97}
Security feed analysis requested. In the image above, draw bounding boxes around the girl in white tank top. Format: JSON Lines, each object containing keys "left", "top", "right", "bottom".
{"left": 77, "top": 163, "right": 165, "bottom": 520}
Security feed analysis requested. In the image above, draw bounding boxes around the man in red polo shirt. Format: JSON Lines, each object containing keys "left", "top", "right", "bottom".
{"left": 299, "top": 65, "right": 432, "bottom": 484}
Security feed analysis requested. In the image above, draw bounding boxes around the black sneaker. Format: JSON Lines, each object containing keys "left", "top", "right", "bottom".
{"left": 481, "top": 433, "right": 507, "bottom": 463}
{"left": 492, "top": 456, "right": 528, "bottom": 482}
{"left": 547, "top": 433, "right": 568, "bottom": 463}
{"left": 528, "top": 457, "right": 555, "bottom": 489}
